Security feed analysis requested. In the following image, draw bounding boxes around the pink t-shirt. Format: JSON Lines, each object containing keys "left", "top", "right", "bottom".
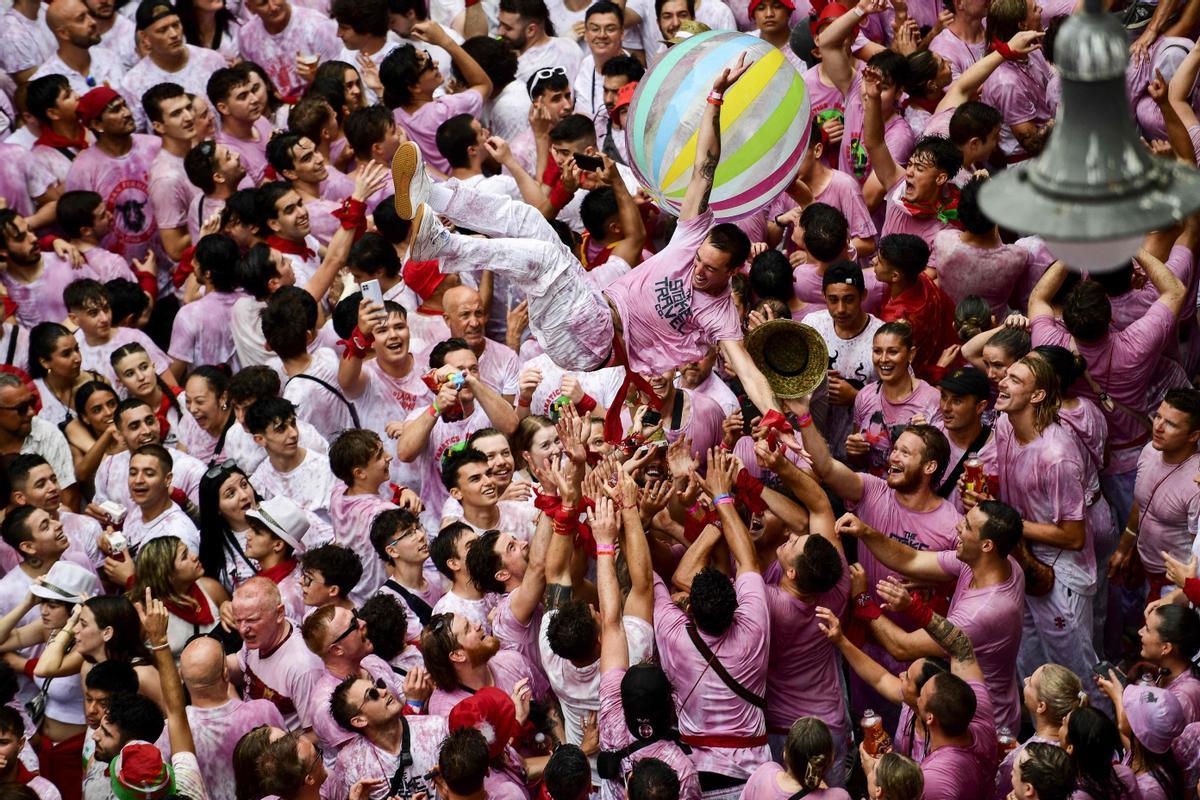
{"left": 1107, "top": 246, "right": 1195, "bottom": 332}
{"left": 187, "top": 699, "right": 286, "bottom": 800}
{"left": 329, "top": 485, "right": 398, "bottom": 605}
{"left": 491, "top": 591, "right": 550, "bottom": 701}
{"left": 427, "top": 649, "right": 533, "bottom": 716}
{"left": 742, "top": 763, "right": 851, "bottom": 800}
{"left": 124, "top": 502, "right": 201, "bottom": 555}
{"left": 522, "top": 353, "right": 625, "bottom": 419}
{"left": 793, "top": 262, "right": 887, "bottom": 314}
{"left": 329, "top": 716, "right": 448, "bottom": 800}
{"left": 120, "top": 47, "right": 228, "bottom": 131}
{"left": 237, "top": 7, "right": 340, "bottom": 102}
{"left": 94, "top": 446, "right": 205, "bottom": 509}
{"left": 652, "top": 573, "right": 770, "bottom": 778}
{"left": 306, "top": 657, "right": 401, "bottom": 761}
{"left": 937, "top": 550, "right": 1025, "bottom": 734}
{"left": 1, "top": 254, "right": 85, "bottom": 328}
{"left": 598, "top": 668, "right": 701, "bottom": 800}
{"left": 605, "top": 210, "right": 743, "bottom": 376}
{"left": 400, "top": 402, "right": 490, "bottom": 524}
{"left": 215, "top": 117, "right": 274, "bottom": 185}
{"left": 764, "top": 554, "right": 850, "bottom": 735}
{"left": 393, "top": 90, "right": 485, "bottom": 175}
{"left": 932, "top": 230, "right": 1031, "bottom": 320}
{"left": 65, "top": 134, "right": 161, "bottom": 261}
{"left": 840, "top": 77, "right": 916, "bottom": 185}
{"left": 148, "top": 148, "right": 196, "bottom": 233}
{"left": 850, "top": 379, "right": 943, "bottom": 475}
{"left": 169, "top": 290, "right": 242, "bottom": 368}
{"left": 1031, "top": 305, "right": 1175, "bottom": 472}
{"left": 919, "top": 679, "right": 998, "bottom": 800}
{"left": 377, "top": 571, "right": 448, "bottom": 648}
{"left": 238, "top": 622, "right": 323, "bottom": 730}
{"left": 406, "top": 308, "right": 452, "bottom": 356}
{"left": 981, "top": 53, "right": 1057, "bottom": 160}
{"left": 415, "top": 339, "right": 521, "bottom": 399}
{"left": 929, "top": 28, "right": 986, "bottom": 79}
{"left": 275, "top": 348, "right": 357, "bottom": 440}
{"left": 1135, "top": 445, "right": 1200, "bottom": 573}
{"left": 879, "top": 179, "right": 955, "bottom": 259}
{"left": 250, "top": 448, "right": 336, "bottom": 545}
{"left": 0, "top": 142, "right": 55, "bottom": 217}
{"left": 817, "top": 168, "right": 879, "bottom": 243}
{"left": 1166, "top": 667, "right": 1200, "bottom": 723}
{"left": 993, "top": 415, "right": 1093, "bottom": 592}
{"left": 81, "top": 247, "right": 135, "bottom": 284}
{"left": 353, "top": 359, "right": 431, "bottom": 491}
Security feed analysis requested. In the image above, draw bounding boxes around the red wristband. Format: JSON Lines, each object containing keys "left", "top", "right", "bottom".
{"left": 549, "top": 180, "right": 574, "bottom": 209}
{"left": 517, "top": 396, "right": 532, "bottom": 408}
{"left": 337, "top": 325, "right": 375, "bottom": 360}
{"left": 903, "top": 592, "right": 935, "bottom": 628}
{"left": 576, "top": 393, "right": 597, "bottom": 414}
{"left": 991, "top": 36, "right": 1019, "bottom": 60}
{"left": 332, "top": 197, "right": 368, "bottom": 238}
{"left": 1184, "top": 577, "right": 1200, "bottom": 607}
{"left": 852, "top": 592, "right": 882, "bottom": 621}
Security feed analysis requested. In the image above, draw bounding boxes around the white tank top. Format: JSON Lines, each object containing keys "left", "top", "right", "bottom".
{"left": 166, "top": 583, "right": 221, "bottom": 658}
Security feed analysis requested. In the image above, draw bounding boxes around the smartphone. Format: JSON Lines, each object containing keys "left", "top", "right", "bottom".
{"left": 360, "top": 279, "right": 384, "bottom": 307}
{"left": 1092, "top": 660, "right": 1126, "bottom": 686}
{"left": 642, "top": 409, "right": 662, "bottom": 426}
{"left": 573, "top": 152, "right": 604, "bottom": 172}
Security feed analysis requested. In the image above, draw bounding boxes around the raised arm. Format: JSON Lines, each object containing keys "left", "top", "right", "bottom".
{"left": 1137, "top": 246, "right": 1187, "bottom": 314}
{"left": 679, "top": 55, "right": 750, "bottom": 221}
{"left": 786, "top": 396, "right": 865, "bottom": 503}
{"left": 671, "top": 523, "right": 723, "bottom": 592}
{"left": 594, "top": 496, "right": 629, "bottom": 673}
{"left": 1168, "top": 45, "right": 1200, "bottom": 134}
{"left": 815, "top": 606, "right": 903, "bottom": 704}
{"left": 466, "top": 370, "right": 519, "bottom": 434}
{"left": 610, "top": 470, "right": 654, "bottom": 623}
{"left": 936, "top": 31, "right": 1044, "bottom": 113}
{"left": 482, "top": 137, "right": 553, "bottom": 217}
{"left": 303, "top": 162, "right": 386, "bottom": 303}
{"left": 34, "top": 602, "right": 86, "bottom": 679}
{"left": 0, "top": 591, "right": 38, "bottom": 647}
{"left": 877, "top": 577, "right": 983, "bottom": 682}
{"left": 542, "top": 410, "right": 587, "bottom": 608}
{"left": 818, "top": 0, "right": 882, "bottom": 96}
{"left": 698, "top": 448, "right": 758, "bottom": 575}
{"left": 600, "top": 154, "right": 647, "bottom": 267}
{"left": 756, "top": 439, "right": 837, "bottom": 543}
{"left": 137, "top": 589, "right": 195, "bottom": 754}
{"left": 1027, "top": 260, "right": 1068, "bottom": 320}
{"left": 860, "top": 66, "right": 904, "bottom": 195}
{"left": 394, "top": 380, "right": 460, "bottom": 461}
{"left": 507, "top": 508, "right": 551, "bottom": 624}
{"left": 836, "top": 513, "right": 952, "bottom": 583}
{"left": 337, "top": 299, "right": 386, "bottom": 399}
{"left": 413, "top": 22, "right": 492, "bottom": 99}
{"left": 719, "top": 339, "right": 784, "bottom": 417}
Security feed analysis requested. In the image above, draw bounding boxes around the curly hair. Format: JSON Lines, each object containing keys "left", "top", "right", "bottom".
{"left": 546, "top": 600, "right": 599, "bottom": 662}
{"left": 689, "top": 567, "right": 736, "bottom": 636}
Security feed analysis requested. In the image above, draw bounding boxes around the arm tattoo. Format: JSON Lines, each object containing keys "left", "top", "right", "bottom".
{"left": 924, "top": 612, "right": 977, "bottom": 665}
{"left": 543, "top": 582, "right": 573, "bottom": 611}
{"left": 697, "top": 112, "right": 721, "bottom": 213}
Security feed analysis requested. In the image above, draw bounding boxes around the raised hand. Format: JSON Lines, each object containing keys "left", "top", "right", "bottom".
{"left": 712, "top": 53, "right": 751, "bottom": 94}
{"left": 590, "top": 495, "right": 620, "bottom": 545}
{"left": 815, "top": 605, "right": 844, "bottom": 644}
{"left": 875, "top": 575, "right": 912, "bottom": 611}
{"left": 695, "top": 447, "right": 740, "bottom": 498}
{"left": 134, "top": 587, "right": 169, "bottom": 647}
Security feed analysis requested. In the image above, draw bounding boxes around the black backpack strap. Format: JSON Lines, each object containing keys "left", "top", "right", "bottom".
{"left": 936, "top": 425, "right": 992, "bottom": 498}
{"left": 4, "top": 326, "right": 18, "bottom": 366}
{"left": 388, "top": 718, "right": 415, "bottom": 799}
{"left": 684, "top": 623, "right": 766, "bottom": 709}
{"left": 286, "top": 373, "right": 361, "bottom": 427}
{"left": 384, "top": 579, "right": 433, "bottom": 627}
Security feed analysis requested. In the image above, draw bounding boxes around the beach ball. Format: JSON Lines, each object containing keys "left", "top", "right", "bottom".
{"left": 625, "top": 30, "right": 811, "bottom": 222}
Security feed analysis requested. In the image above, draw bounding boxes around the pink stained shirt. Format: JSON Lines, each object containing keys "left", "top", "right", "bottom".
{"left": 120, "top": 47, "right": 228, "bottom": 131}
{"left": 1, "top": 254, "right": 85, "bottom": 328}
{"left": 522, "top": 353, "right": 626, "bottom": 419}
{"left": 879, "top": 179, "right": 955, "bottom": 258}
{"left": 393, "top": 90, "right": 485, "bottom": 175}
{"left": 604, "top": 210, "right": 744, "bottom": 376}
{"left": 1134, "top": 445, "right": 1200, "bottom": 573}
{"left": 617, "top": 388, "right": 727, "bottom": 464}
{"left": 406, "top": 308, "right": 452, "bottom": 356}
{"left": 0, "top": 142, "right": 55, "bottom": 217}
{"left": 238, "top": 622, "right": 323, "bottom": 731}
{"left": 74, "top": 325, "right": 171, "bottom": 387}
{"left": 65, "top": 134, "right": 161, "bottom": 262}
{"left": 817, "top": 168, "right": 880, "bottom": 243}
{"left": 186, "top": 699, "right": 286, "bottom": 800}
{"left": 1031, "top": 305, "right": 1175, "bottom": 473}
{"left": 352, "top": 359, "right": 431, "bottom": 491}
{"left": 932, "top": 229, "right": 1031, "bottom": 320}
{"left": 938, "top": 424, "right": 998, "bottom": 511}
{"left": 1107, "top": 246, "right": 1195, "bottom": 333}
{"left": 598, "top": 667, "right": 702, "bottom": 800}
{"left": 377, "top": 569, "right": 448, "bottom": 644}
{"left": 306, "top": 656, "right": 402, "bottom": 762}
{"left": 491, "top": 591, "right": 550, "bottom": 701}
{"left": 840, "top": 80, "right": 916, "bottom": 186}
{"left": 400, "top": 402, "right": 491, "bottom": 525}
{"left": 763, "top": 554, "right": 851, "bottom": 735}
{"left": 215, "top": 117, "right": 275, "bottom": 185}
{"left": 250, "top": 448, "right": 336, "bottom": 545}
{"left": 168, "top": 289, "right": 242, "bottom": 368}
{"left": 929, "top": 28, "right": 986, "bottom": 79}
{"left": 981, "top": 53, "right": 1057, "bottom": 161}
{"left": 427, "top": 649, "right": 534, "bottom": 716}
{"left": 1167, "top": 668, "right": 1200, "bottom": 724}
{"left": 414, "top": 339, "right": 521, "bottom": 399}
{"left": 652, "top": 573, "right": 771, "bottom": 779}
{"left": 919, "top": 679, "right": 999, "bottom": 800}
{"left": 993, "top": 415, "right": 1093, "bottom": 592}
{"left": 0, "top": 6, "right": 55, "bottom": 74}
{"left": 274, "top": 347, "right": 357, "bottom": 440}
{"left": 329, "top": 716, "right": 448, "bottom": 800}
{"left": 237, "top": 7, "right": 340, "bottom": 102}
{"left": 793, "top": 262, "right": 887, "bottom": 314}
{"left": 329, "top": 485, "right": 399, "bottom": 605}
{"left": 936, "top": 550, "right": 1025, "bottom": 734}
{"left": 742, "top": 764, "right": 851, "bottom": 800}
{"left": 850, "top": 378, "right": 944, "bottom": 475}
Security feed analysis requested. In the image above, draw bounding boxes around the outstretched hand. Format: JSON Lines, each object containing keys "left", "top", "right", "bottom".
{"left": 712, "top": 53, "right": 751, "bottom": 94}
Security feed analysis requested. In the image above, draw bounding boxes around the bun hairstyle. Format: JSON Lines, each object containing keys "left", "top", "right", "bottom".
{"left": 784, "top": 717, "right": 833, "bottom": 791}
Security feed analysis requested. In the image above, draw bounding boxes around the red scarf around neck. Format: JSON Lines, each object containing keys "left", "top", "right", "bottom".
{"left": 902, "top": 183, "right": 963, "bottom": 228}
{"left": 34, "top": 127, "right": 87, "bottom": 151}
{"left": 266, "top": 235, "right": 314, "bottom": 260}
{"left": 258, "top": 558, "right": 298, "bottom": 584}
{"left": 165, "top": 582, "right": 214, "bottom": 626}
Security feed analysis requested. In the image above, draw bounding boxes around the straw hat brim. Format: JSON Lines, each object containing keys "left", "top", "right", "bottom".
{"left": 743, "top": 319, "right": 829, "bottom": 399}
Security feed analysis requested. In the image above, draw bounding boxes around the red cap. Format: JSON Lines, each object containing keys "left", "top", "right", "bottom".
{"left": 448, "top": 687, "right": 521, "bottom": 760}
{"left": 402, "top": 258, "right": 447, "bottom": 301}
{"left": 77, "top": 86, "right": 122, "bottom": 125}
{"left": 809, "top": 2, "right": 851, "bottom": 38}
{"left": 614, "top": 81, "right": 638, "bottom": 113}
{"left": 749, "top": 0, "right": 795, "bottom": 16}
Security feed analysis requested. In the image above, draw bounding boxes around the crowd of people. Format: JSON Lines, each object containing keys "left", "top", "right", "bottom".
{"left": 0, "top": 0, "right": 1200, "bottom": 797}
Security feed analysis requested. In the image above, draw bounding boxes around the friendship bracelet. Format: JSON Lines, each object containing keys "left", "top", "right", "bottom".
{"left": 706, "top": 91, "right": 723, "bottom": 106}
{"left": 406, "top": 699, "right": 425, "bottom": 708}
{"left": 596, "top": 543, "right": 617, "bottom": 557}
{"left": 713, "top": 493, "right": 735, "bottom": 507}
{"left": 517, "top": 396, "right": 532, "bottom": 408}
{"left": 795, "top": 413, "right": 813, "bottom": 429}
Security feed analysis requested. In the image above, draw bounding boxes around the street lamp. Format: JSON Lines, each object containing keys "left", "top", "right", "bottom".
{"left": 978, "top": 0, "right": 1200, "bottom": 271}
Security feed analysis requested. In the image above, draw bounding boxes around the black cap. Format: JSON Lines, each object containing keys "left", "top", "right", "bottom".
{"left": 135, "top": 0, "right": 178, "bottom": 30}
{"left": 939, "top": 366, "right": 990, "bottom": 400}
{"left": 822, "top": 260, "right": 866, "bottom": 293}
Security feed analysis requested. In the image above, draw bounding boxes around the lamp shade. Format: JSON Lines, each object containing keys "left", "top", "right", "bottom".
{"left": 978, "top": 5, "right": 1200, "bottom": 271}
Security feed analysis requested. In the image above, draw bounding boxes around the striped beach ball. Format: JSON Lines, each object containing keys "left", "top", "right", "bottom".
{"left": 625, "top": 30, "right": 811, "bottom": 222}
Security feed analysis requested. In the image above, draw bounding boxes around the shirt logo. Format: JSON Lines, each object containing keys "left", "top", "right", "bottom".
{"left": 653, "top": 276, "right": 693, "bottom": 333}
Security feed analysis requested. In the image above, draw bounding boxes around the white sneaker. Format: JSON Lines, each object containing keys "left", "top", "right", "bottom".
{"left": 391, "top": 141, "right": 431, "bottom": 221}
{"left": 409, "top": 203, "right": 449, "bottom": 261}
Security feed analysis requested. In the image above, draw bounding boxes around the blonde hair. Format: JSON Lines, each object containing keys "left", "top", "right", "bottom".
{"left": 1036, "top": 663, "right": 1087, "bottom": 723}
{"left": 131, "top": 536, "right": 196, "bottom": 611}
{"left": 876, "top": 752, "right": 924, "bottom": 800}
{"left": 1017, "top": 355, "right": 1062, "bottom": 432}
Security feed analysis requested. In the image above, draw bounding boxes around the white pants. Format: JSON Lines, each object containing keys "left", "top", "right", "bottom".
{"left": 436, "top": 181, "right": 614, "bottom": 372}
{"left": 1018, "top": 579, "right": 1108, "bottom": 712}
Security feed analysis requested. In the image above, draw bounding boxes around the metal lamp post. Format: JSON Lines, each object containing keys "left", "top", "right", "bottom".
{"left": 978, "top": 0, "right": 1200, "bottom": 271}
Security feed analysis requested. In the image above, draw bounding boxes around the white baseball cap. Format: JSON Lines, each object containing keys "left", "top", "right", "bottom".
{"left": 246, "top": 496, "right": 311, "bottom": 554}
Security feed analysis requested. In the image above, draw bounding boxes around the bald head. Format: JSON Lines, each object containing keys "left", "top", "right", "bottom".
{"left": 47, "top": 0, "right": 100, "bottom": 46}
{"left": 232, "top": 577, "right": 286, "bottom": 650}
{"left": 180, "top": 636, "right": 226, "bottom": 687}
{"left": 234, "top": 576, "right": 282, "bottom": 609}
{"left": 442, "top": 285, "right": 486, "bottom": 347}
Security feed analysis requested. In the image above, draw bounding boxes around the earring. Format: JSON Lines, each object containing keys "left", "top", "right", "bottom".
{"left": 221, "top": 403, "right": 228, "bottom": 410}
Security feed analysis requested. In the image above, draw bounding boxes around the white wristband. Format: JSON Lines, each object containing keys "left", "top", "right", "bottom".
{"left": 852, "top": 6, "right": 866, "bottom": 16}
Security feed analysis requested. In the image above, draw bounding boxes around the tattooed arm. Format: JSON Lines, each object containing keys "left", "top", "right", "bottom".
{"left": 679, "top": 54, "right": 751, "bottom": 221}
{"left": 923, "top": 610, "right": 985, "bottom": 683}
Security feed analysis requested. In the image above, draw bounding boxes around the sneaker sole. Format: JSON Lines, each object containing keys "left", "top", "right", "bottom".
{"left": 392, "top": 142, "right": 419, "bottom": 221}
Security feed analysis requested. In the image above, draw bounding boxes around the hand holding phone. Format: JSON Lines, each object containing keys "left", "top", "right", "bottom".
{"left": 360, "top": 279, "right": 384, "bottom": 307}
{"left": 573, "top": 152, "right": 604, "bottom": 172}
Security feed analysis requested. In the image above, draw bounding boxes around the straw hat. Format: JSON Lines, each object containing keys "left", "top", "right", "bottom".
{"left": 744, "top": 319, "right": 829, "bottom": 399}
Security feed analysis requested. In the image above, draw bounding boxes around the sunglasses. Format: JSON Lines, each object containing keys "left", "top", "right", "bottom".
{"left": 205, "top": 458, "right": 238, "bottom": 480}
{"left": 330, "top": 609, "right": 361, "bottom": 647}
{"left": 0, "top": 400, "right": 34, "bottom": 416}
{"left": 354, "top": 677, "right": 388, "bottom": 714}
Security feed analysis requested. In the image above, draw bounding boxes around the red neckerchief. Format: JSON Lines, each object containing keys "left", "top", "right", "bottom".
{"left": 165, "top": 583, "right": 214, "bottom": 626}
{"left": 15, "top": 762, "right": 39, "bottom": 785}
{"left": 154, "top": 386, "right": 182, "bottom": 440}
{"left": 266, "top": 235, "right": 314, "bottom": 260}
{"left": 901, "top": 183, "right": 963, "bottom": 228}
{"left": 34, "top": 128, "right": 87, "bottom": 151}
{"left": 258, "top": 558, "right": 298, "bottom": 585}
{"left": 578, "top": 232, "right": 614, "bottom": 270}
